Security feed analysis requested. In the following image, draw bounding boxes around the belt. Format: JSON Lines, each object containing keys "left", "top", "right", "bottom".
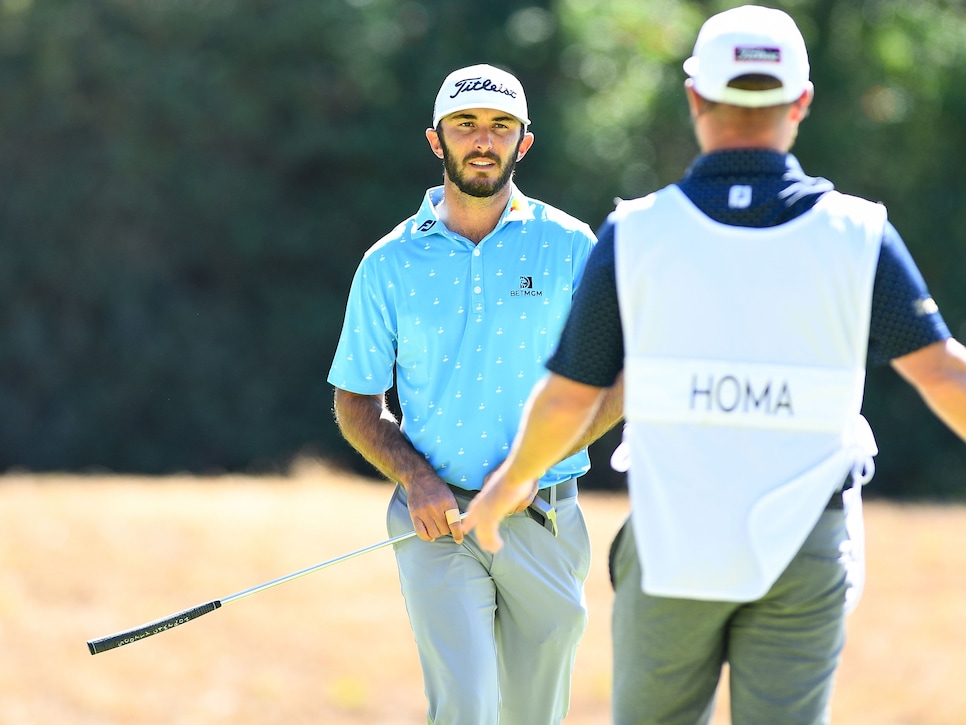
{"left": 447, "top": 477, "right": 578, "bottom": 502}
{"left": 536, "top": 478, "right": 578, "bottom": 502}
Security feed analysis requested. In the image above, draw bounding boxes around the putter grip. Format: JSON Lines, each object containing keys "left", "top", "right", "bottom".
{"left": 87, "top": 600, "right": 222, "bottom": 655}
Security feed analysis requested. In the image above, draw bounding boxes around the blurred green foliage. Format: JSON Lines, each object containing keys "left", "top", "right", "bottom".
{"left": 0, "top": 0, "right": 963, "bottom": 498}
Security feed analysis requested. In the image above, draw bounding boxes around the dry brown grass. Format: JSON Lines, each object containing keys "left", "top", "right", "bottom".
{"left": 1, "top": 463, "right": 964, "bottom": 724}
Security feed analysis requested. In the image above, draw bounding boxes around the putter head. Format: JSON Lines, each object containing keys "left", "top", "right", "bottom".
{"left": 527, "top": 496, "right": 558, "bottom": 537}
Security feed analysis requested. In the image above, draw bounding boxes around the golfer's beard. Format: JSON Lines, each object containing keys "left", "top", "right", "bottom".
{"left": 444, "top": 151, "right": 516, "bottom": 197}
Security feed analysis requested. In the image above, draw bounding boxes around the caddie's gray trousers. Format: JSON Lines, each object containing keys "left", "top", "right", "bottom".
{"left": 609, "top": 507, "right": 857, "bottom": 725}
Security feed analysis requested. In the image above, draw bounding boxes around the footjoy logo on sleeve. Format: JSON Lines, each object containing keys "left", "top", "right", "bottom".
{"left": 450, "top": 76, "right": 518, "bottom": 100}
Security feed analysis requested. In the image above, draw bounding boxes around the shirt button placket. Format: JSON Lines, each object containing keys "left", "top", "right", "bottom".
{"left": 472, "top": 246, "right": 484, "bottom": 317}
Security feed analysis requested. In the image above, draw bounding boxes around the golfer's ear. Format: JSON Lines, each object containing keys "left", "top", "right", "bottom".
{"left": 516, "top": 131, "right": 534, "bottom": 161}
{"left": 426, "top": 128, "right": 444, "bottom": 158}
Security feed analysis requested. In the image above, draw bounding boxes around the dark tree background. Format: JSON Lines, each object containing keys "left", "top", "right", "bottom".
{"left": 1, "top": 0, "right": 963, "bottom": 499}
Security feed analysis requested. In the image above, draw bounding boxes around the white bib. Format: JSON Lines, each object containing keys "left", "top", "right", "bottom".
{"left": 614, "top": 187, "right": 884, "bottom": 600}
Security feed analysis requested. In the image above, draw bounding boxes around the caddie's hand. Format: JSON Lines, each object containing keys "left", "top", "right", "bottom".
{"left": 510, "top": 479, "right": 538, "bottom": 514}
{"left": 481, "top": 468, "right": 537, "bottom": 515}
{"left": 463, "top": 472, "right": 538, "bottom": 553}
{"left": 407, "top": 474, "right": 464, "bottom": 544}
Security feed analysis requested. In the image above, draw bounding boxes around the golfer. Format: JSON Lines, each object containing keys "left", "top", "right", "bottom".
{"left": 465, "top": 6, "right": 966, "bottom": 724}
{"left": 328, "top": 64, "right": 622, "bottom": 725}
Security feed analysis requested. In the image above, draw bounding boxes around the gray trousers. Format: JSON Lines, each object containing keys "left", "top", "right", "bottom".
{"left": 388, "top": 483, "right": 591, "bottom": 725}
{"left": 610, "top": 508, "right": 855, "bottom": 725}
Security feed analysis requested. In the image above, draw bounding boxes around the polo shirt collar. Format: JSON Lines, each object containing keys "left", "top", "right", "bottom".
{"left": 411, "top": 183, "right": 534, "bottom": 240}
{"left": 684, "top": 149, "right": 799, "bottom": 180}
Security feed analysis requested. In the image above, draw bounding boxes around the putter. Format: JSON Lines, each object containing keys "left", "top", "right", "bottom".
{"left": 87, "top": 513, "right": 466, "bottom": 655}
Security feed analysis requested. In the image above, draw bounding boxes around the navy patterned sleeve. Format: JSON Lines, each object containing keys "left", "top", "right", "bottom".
{"left": 547, "top": 219, "right": 624, "bottom": 386}
{"left": 867, "top": 222, "right": 951, "bottom": 366}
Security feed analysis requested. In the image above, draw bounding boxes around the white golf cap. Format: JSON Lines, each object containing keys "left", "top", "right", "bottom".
{"left": 432, "top": 64, "right": 530, "bottom": 128}
{"left": 683, "top": 5, "right": 810, "bottom": 108}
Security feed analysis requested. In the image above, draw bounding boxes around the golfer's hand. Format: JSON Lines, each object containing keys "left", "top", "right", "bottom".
{"left": 407, "top": 474, "right": 464, "bottom": 544}
{"left": 463, "top": 474, "right": 537, "bottom": 553}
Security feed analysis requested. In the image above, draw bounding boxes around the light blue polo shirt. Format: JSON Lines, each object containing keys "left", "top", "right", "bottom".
{"left": 328, "top": 184, "right": 597, "bottom": 490}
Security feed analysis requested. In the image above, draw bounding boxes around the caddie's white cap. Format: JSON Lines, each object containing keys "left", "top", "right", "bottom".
{"left": 432, "top": 64, "right": 530, "bottom": 128}
{"left": 683, "top": 5, "right": 810, "bottom": 108}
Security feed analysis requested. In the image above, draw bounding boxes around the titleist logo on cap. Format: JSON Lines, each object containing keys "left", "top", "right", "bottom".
{"left": 449, "top": 76, "right": 518, "bottom": 100}
{"left": 735, "top": 47, "right": 781, "bottom": 63}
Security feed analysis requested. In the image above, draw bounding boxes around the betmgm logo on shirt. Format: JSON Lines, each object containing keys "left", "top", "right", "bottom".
{"left": 510, "top": 276, "right": 543, "bottom": 297}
